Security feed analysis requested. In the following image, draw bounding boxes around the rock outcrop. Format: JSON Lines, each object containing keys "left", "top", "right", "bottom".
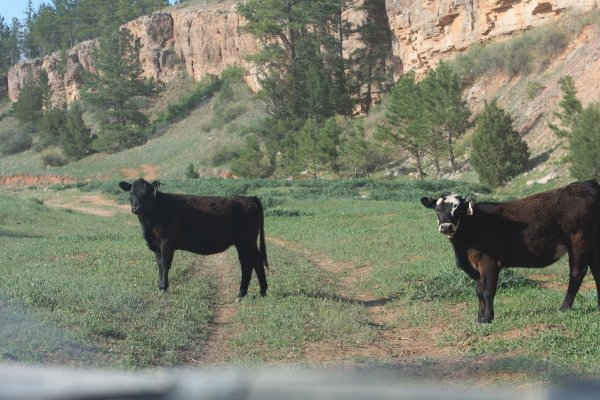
{"left": 6, "top": 0, "right": 599, "bottom": 104}
{"left": 385, "top": 0, "right": 598, "bottom": 78}
{"left": 7, "top": 1, "right": 261, "bottom": 104}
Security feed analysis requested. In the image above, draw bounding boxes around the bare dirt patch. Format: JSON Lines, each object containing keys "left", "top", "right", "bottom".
{"left": 0, "top": 174, "right": 78, "bottom": 187}
{"left": 45, "top": 194, "right": 130, "bottom": 217}
{"left": 268, "top": 236, "right": 450, "bottom": 363}
{"left": 195, "top": 251, "right": 241, "bottom": 366}
{"left": 120, "top": 164, "right": 160, "bottom": 180}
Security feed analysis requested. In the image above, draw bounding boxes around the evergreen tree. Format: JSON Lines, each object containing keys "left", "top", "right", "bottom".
{"left": 230, "top": 136, "right": 271, "bottom": 178}
{"left": 81, "top": 27, "right": 157, "bottom": 152}
{"left": 12, "top": 69, "right": 50, "bottom": 126}
{"left": 60, "top": 102, "right": 93, "bottom": 160}
{"left": 549, "top": 75, "right": 582, "bottom": 138}
{"left": 0, "top": 16, "right": 21, "bottom": 75}
{"left": 471, "top": 100, "right": 529, "bottom": 187}
{"left": 378, "top": 71, "right": 430, "bottom": 179}
{"left": 350, "top": 0, "right": 392, "bottom": 114}
{"left": 421, "top": 61, "right": 471, "bottom": 174}
{"left": 238, "top": 0, "right": 354, "bottom": 122}
{"left": 340, "top": 120, "right": 383, "bottom": 178}
{"left": 294, "top": 117, "right": 341, "bottom": 178}
{"left": 38, "top": 106, "right": 67, "bottom": 149}
{"left": 568, "top": 103, "right": 600, "bottom": 181}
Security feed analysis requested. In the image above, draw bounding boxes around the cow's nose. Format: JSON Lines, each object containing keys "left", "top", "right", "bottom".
{"left": 439, "top": 223, "right": 454, "bottom": 234}
{"left": 131, "top": 207, "right": 140, "bottom": 214}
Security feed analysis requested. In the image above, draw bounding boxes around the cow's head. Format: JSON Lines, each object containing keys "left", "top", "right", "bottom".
{"left": 421, "top": 194, "right": 475, "bottom": 238}
{"left": 118, "top": 178, "right": 161, "bottom": 216}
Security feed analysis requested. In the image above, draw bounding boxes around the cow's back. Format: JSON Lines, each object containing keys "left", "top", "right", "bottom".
{"left": 465, "top": 181, "right": 600, "bottom": 268}
{"left": 170, "top": 194, "right": 261, "bottom": 254}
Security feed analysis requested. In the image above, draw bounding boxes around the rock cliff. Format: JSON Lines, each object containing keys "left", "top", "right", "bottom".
{"left": 6, "top": 0, "right": 599, "bottom": 104}
{"left": 386, "top": 0, "right": 599, "bottom": 78}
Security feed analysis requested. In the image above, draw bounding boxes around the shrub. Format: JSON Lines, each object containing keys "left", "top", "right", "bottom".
{"left": 0, "top": 128, "right": 33, "bottom": 155}
{"left": 42, "top": 149, "right": 68, "bottom": 167}
{"left": 209, "top": 145, "right": 240, "bottom": 166}
{"left": 185, "top": 163, "right": 200, "bottom": 179}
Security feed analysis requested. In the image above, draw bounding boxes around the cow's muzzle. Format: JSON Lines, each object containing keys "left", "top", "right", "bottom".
{"left": 439, "top": 223, "right": 455, "bottom": 235}
{"left": 131, "top": 207, "right": 141, "bottom": 215}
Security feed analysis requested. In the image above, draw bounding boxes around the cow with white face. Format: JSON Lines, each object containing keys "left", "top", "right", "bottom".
{"left": 420, "top": 194, "right": 474, "bottom": 238}
{"left": 420, "top": 181, "right": 600, "bottom": 323}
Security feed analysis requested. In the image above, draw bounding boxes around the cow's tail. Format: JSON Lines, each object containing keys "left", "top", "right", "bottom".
{"left": 256, "top": 197, "right": 269, "bottom": 270}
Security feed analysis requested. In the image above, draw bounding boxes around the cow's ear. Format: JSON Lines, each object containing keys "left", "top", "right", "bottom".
{"left": 151, "top": 180, "right": 161, "bottom": 190}
{"left": 466, "top": 198, "right": 476, "bottom": 215}
{"left": 420, "top": 197, "right": 437, "bottom": 209}
{"left": 119, "top": 181, "right": 132, "bottom": 192}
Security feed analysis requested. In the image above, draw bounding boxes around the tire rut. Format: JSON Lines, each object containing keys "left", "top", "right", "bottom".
{"left": 195, "top": 251, "right": 240, "bottom": 365}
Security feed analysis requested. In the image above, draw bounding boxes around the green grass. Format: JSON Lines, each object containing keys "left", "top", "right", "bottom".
{"left": 0, "top": 192, "right": 214, "bottom": 367}
{"left": 3, "top": 178, "right": 600, "bottom": 381}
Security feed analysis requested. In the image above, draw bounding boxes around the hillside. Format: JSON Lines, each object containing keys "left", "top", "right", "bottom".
{"left": 1, "top": 0, "right": 600, "bottom": 185}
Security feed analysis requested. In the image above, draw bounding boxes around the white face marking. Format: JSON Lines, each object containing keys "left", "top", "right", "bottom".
{"left": 437, "top": 194, "right": 462, "bottom": 237}
{"left": 444, "top": 195, "right": 461, "bottom": 217}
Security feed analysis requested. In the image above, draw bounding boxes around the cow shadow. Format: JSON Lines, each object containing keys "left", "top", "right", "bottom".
{"left": 525, "top": 146, "right": 557, "bottom": 172}
{"left": 0, "top": 228, "right": 44, "bottom": 239}
{"left": 279, "top": 288, "right": 402, "bottom": 309}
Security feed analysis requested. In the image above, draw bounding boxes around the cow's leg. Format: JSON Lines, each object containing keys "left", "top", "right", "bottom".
{"left": 476, "top": 281, "right": 485, "bottom": 322}
{"left": 588, "top": 244, "right": 600, "bottom": 310}
{"left": 478, "top": 262, "right": 499, "bottom": 323}
{"left": 250, "top": 246, "right": 268, "bottom": 297}
{"left": 158, "top": 243, "right": 175, "bottom": 292}
{"left": 560, "top": 242, "right": 589, "bottom": 311}
{"left": 235, "top": 245, "right": 253, "bottom": 301}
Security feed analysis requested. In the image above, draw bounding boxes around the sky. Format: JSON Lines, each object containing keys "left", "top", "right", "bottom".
{"left": 2, "top": 0, "right": 45, "bottom": 22}
{"left": 1, "top": 1, "right": 177, "bottom": 22}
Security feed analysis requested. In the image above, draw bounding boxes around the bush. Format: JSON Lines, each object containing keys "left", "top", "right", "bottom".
{"left": 0, "top": 128, "right": 33, "bottom": 155}
{"left": 185, "top": 163, "right": 199, "bottom": 179}
{"left": 209, "top": 145, "right": 240, "bottom": 166}
{"left": 42, "top": 149, "right": 68, "bottom": 167}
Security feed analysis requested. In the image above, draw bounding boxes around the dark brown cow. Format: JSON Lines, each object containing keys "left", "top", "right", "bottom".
{"left": 119, "top": 178, "right": 268, "bottom": 300}
{"left": 421, "top": 181, "right": 600, "bottom": 323}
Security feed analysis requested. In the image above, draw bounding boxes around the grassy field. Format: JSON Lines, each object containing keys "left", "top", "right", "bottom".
{"left": 2, "top": 178, "right": 600, "bottom": 384}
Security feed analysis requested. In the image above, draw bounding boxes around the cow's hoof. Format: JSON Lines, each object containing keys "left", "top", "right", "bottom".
{"left": 235, "top": 296, "right": 244, "bottom": 303}
{"left": 559, "top": 305, "right": 573, "bottom": 312}
{"left": 159, "top": 288, "right": 168, "bottom": 294}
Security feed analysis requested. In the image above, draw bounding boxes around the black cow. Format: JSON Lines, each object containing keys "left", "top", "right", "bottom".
{"left": 119, "top": 178, "right": 268, "bottom": 300}
{"left": 421, "top": 181, "right": 600, "bottom": 323}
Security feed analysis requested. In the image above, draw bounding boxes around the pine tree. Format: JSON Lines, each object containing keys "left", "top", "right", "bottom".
{"left": 82, "top": 27, "right": 157, "bottom": 152}
{"left": 340, "top": 120, "right": 382, "bottom": 178}
{"left": 0, "top": 16, "right": 21, "bottom": 75}
{"left": 12, "top": 69, "right": 49, "bottom": 126}
{"left": 549, "top": 75, "right": 582, "bottom": 139}
{"left": 471, "top": 100, "right": 529, "bottom": 187}
{"left": 230, "top": 136, "right": 271, "bottom": 178}
{"left": 60, "top": 102, "right": 93, "bottom": 160}
{"left": 350, "top": 0, "right": 392, "bottom": 115}
{"left": 568, "top": 103, "right": 600, "bottom": 181}
{"left": 378, "top": 71, "right": 430, "bottom": 179}
{"left": 421, "top": 62, "right": 471, "bottom": 174}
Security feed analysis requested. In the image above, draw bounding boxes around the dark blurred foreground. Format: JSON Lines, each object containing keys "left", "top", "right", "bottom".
{"left": 2, "top": 364, "right": 600, "bottom": 400}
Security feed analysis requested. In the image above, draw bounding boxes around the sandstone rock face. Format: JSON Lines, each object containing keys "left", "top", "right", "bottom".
{"left": 385, "top": 0, "right": 598, "bottom": 78}
{"left": 7, "top": 1, "right": 262, "bottom": 104}
{"left": 8, "top": 40, "right": 94, "bottom": 104}
{"left": 6, "top": 0, "right": 599, "bottom": 105}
